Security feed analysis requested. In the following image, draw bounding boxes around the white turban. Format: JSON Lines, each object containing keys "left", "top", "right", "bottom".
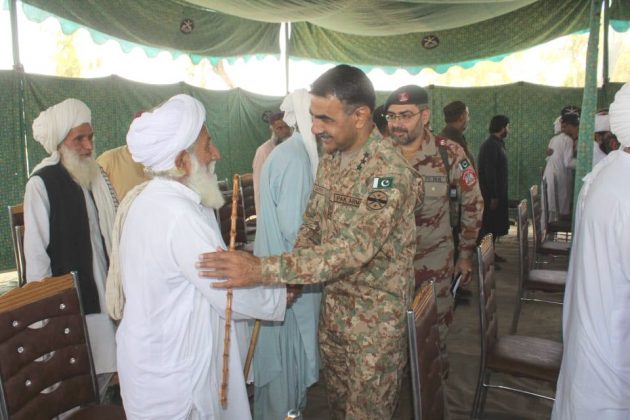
{"left": 594, "top": 113, "right": 610, "bottom": 133}
{"left": 610, "top": 83, "right": 630, "bottom": 148}
{"left": 127, "top": 94, "right": 206, "bottom": 172}
{"left": 281, "top": 89, "right": 319, "bottom": 178}
{"left": 30, "top": 98, "right": 91, "bottom": 175}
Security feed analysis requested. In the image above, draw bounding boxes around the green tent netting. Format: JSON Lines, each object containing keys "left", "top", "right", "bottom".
{"left": 0, "top": 69, "right": 622, "bottom": 271}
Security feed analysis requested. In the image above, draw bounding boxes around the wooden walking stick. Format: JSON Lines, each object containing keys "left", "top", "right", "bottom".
{"left": 243, "top": 319, "right": 261, "bottom": 379}
{"left": 220, "top": 174, "right": 240, "bottom": 408}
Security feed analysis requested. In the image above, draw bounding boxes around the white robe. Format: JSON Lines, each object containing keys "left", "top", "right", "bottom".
{"left": 117, "top": 178, "right": 286, "bottom": 420}
{"left": 543, "top": 133, "right": 576, "bottom": 221}
{"left": 23, "top": 176, "right": 117, "bottom": 375}
{"left": 551, "top": 151, "right": 630, "bottom": 420}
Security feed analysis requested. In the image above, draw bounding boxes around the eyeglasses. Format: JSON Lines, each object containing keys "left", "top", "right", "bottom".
{"left": 385, "top": 111, "right": 421, "bottom": 122}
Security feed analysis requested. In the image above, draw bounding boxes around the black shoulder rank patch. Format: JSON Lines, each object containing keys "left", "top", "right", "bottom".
{"left": 313, "top": 184, "right": 327, "bottom": 195}
{"left": 366, "top": 190, "right": 388, "bottom": 210}
{"left": 332, "top": 193, "right": 361, "bottom": 207}
{"left": 372, "top": 176, "right": 394, "bottom": 189}
{"left": 458, "top": 159, "right": 470, "bottom": 171}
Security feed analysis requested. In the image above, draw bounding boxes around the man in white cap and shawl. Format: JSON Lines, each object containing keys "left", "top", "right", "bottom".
{"left": 23, "top": 98, "right": 118, "bottom": 394}
{"left": 542, "top": 105, "right": 580, "bottom": 222}
{"left": 551, "top": 83, "right": 630, "bottom": 420}
{"left": 110, "top": 94, "right": 286, "bottom": 420}
{"left": 252, "top": 111, "right": 293, "bottom": 217}
{"left": 252, "top": 89, "right": 321, "bottom": 420}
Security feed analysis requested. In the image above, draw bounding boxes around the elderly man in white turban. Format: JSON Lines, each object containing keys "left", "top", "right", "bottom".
{"left": 108, "top": 94, "right": 286, "bottom": 420}
{"left": 552, "top": 83, "right": 630, "bottom": 420}
{"left": 23, "top": 98, "right": 118, "bottom": 394}
{"left": 252, "top": 89, "right": 321, "bottom": 420}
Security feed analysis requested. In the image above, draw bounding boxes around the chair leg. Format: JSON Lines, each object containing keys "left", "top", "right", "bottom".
{"left": 511, "top": 291, "right": 524, "bottom": 334}
{"left": 477, "top": 371, "right": 491, "bottom": 419}
{"left": 471, "top": 366, "right": 487, "bottom": 419}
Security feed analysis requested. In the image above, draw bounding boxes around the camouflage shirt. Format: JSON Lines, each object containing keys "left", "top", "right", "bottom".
{"left": 411, "top": 129, "right": 484, "bottom": 284}
{"left": 261, "top": 129, "right": 421, "bottom": 341}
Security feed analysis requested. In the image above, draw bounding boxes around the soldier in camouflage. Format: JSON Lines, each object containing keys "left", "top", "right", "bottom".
{"left": 386, "top": 85, "right": 484, "bottom": 377}
{"left": 198, "top": 65, "right": 421, "bottom": 420}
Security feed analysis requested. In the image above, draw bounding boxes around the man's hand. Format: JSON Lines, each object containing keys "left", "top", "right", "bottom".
{"left": 197, "top": 250, "right": 263, "bottom": 288}
{"left": 455, "top": 257, "right": 474, "bottom": 286}
{"left": 286, "top": 284, "right": 303, "bottom": 306}
{"left": 490, "top": 198, "right": 499, "bottom": 210}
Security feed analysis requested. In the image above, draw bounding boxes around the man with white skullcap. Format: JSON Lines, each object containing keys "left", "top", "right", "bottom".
{"left": 552, "top": 83, "right": 630, "bottom": 420}
{"left": 252, "top": 89, "right": 321, "bottom": 420}
{"left": 109, "top": 94, "right": 286, "bottom": 420}
{"left": 252, "top": 111, "right": 293, "bottom": 217}
{"left": 23, "top": 98, "right": 118, "bottom": 395}
{"left": 542, "top": 105, "right": 580, "bottom": 222}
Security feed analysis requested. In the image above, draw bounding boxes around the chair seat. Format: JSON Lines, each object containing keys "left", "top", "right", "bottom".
{"left": 548, "top": 219, "right": 571, "bottom": 233}
{"left": 528, "top": 269, "right": 567, "bottom": 292}
{"left": 487, "top": 335, "right": 562, "bottom": 383}
{"left": 539, "top": 239, "right": 570, "bottom": 255}
{"left": 67, "top": 404, "right": 126, "bottom": 420}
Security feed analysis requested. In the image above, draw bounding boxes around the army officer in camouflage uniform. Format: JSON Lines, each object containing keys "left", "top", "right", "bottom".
{"left": 198, "top": 65, "right": 421, "bottom": 419}
{"left": 386, "top": 85, "right": 484, "bottom": 377}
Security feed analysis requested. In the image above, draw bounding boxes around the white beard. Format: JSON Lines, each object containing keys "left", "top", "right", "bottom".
{"left": 59, "top": 145, "right": 99, "bottom": 190}
{"left": 186, "top": 157, "right": 226, "bottom": 210}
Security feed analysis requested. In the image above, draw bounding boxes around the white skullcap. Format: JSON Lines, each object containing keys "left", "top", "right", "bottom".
{"left": 553, "top": 116, "right": 562, "bottom": 134}
{"left": 281, "top": 89, "right": 319, "bottom": 178}
{"left": 609, "top": 83, "right": 630, "bottom": 148}
{"left": 594, "top": 113, "right": 610, "bottom": 133}
{"left": 127, "top": 94, "right": 206, "bottom": 171}
{"left": 32, "top": 98, "right": 91, "bottom": 154}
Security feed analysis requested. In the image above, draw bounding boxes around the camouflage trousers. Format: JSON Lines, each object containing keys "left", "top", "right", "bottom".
{"left": 319, "top": 327, "right": 406, "bottom": 420}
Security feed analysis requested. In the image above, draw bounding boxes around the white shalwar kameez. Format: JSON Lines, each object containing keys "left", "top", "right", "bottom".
{"left": 543, "top": 133, "right": 576, "bottom": 221}
{"left": 117, "top": 178, "right": 286, "bottom": 420}
{"left": 551, "top": 150, "right": 630, "bottom": 420}
{"left": 24, "top": 176, "right": 117, "bottom": 376}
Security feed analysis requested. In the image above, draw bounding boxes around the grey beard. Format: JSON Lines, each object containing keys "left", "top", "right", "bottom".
{"left": 60, "top": 146, "right": 99, "bottom": 189}
{"left": 186, "top": 158, "right": 226, "bottom": 210}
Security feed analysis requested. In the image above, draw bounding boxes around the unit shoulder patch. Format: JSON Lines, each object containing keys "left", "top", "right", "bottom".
{"left": 366, "top": 190, "right": 388, "bottom": 211}
{"left": 458, "top": 159, "right": 471, "bottom": 171}
{"left": 460, "top": 167, "right": 477, "bottom": 188}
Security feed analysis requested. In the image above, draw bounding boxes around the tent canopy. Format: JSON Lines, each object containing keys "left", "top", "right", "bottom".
{"left": 18, "top": 0, "right": 628, "bottom": 67}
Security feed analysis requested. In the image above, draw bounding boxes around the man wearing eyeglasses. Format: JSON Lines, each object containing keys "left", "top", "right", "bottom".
{"left": 385, "top": 85, "right": 484, "bottom": 379}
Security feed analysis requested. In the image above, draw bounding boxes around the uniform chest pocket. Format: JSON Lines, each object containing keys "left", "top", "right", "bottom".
{"left": 424, "top": 182, "right": 447, "bottom": 198}
{"left": 329, "top": 192, "right": 362, "bottom": 225}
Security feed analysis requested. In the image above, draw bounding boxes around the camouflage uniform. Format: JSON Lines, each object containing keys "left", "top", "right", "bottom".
{"left": 260, "top": 129, "right": 421, "bottom": 420}
{"left": 408, "top": 129, "right": 483, "bottom": 373}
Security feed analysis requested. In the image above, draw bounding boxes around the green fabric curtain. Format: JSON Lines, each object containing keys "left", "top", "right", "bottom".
{"left": 290, "top": 0, "right": 590, "bottom": 67}
{"left": 20, "top": 0, "right": 592, "bottom": 67}
{"left": 0, "top": 69, "right": 622, "bottom": 271}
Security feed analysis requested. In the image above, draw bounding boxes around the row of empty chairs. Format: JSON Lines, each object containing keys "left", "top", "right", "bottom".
{"left": 0, "top": 272, "right": 126, "bottom": 419}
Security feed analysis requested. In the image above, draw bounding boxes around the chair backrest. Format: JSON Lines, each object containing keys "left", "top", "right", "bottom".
{"left": 517, "top": 200, "right": 532, "bottom": 287}
{"left": 0, "top": 272, "right": 99, "bottom": 420}
{"left": 407, "top": 281, "right": 444, "bottom": 420}
{"left": 239, "top": 173, "right": 256, "bottom": 224}
{"left": 476, "top": 234, "right": 498, "bottom": 361}
{"left": 540, "top": 178, "right": 550, "bottom": 227}
{"left": 529, "top": 185, "right": 545, "bottom": 252}
{"left": 7, "top": 204, "right": 26, "bottom": 286}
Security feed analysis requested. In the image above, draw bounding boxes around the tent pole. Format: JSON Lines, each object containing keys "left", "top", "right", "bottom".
{"left": 603, "top": 0, "right": 610, "bottom": 89}
{"left": 9, "top": 0, "right": 30, "bottom": 177}
{"left": 284, "top": 22, "right": 290, "bottom": 95}
{"left": 573, "top": 0, "right": 602, "bottom": 214}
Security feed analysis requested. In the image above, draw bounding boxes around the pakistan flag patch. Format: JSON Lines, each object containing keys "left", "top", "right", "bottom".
{"left": 372, "top": 176, "right": 394, "bottom": 189}
{"left": 459, "top": 159, "right": 471, "bottom": 171}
